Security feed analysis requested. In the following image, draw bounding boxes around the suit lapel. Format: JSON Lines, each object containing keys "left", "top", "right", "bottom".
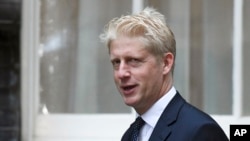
{"left": 149, "top": 92, "right": 185, "bottom": 141}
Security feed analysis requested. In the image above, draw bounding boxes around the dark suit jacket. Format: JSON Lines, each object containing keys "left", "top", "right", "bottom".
{"left": 121, "top": 92, "right": 229, "bottom": 141}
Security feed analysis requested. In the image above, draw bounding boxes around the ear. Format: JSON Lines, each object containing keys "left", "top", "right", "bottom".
{"left": 162, "top": 52, "right": 174, "bottom": 75}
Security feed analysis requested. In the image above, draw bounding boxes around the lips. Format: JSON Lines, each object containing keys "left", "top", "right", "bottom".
{"left": 120, "top": 84, "right": 138, "bottom": 95}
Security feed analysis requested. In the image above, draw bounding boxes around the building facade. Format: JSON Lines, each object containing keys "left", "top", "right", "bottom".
{"left": 3, "top": 0, "right": 249, "bottom": 140}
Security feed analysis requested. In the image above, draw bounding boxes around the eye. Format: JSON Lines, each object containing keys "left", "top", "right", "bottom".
{"left": 111, "top": 59, "right": 120, "bottom": 69}
{"left": 131, "top": 58, "right": 139, "bottom": 63}
{"left": 129, "top": 58, "right": 141, "bottom": 66}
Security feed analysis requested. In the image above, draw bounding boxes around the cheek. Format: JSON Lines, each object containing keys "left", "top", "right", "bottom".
{"left": 136, "top": 65, "right": 160, "bottom": 79}
{"left": 113, "top": 72, "right": 119, "bottom": 82}
{"left": 133, "top": 70, "right": 154, "bottom": 88}
{"left": 139, "top": 68, "right": 163, "bottom": 87}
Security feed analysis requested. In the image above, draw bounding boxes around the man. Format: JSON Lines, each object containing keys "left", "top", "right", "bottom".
{"left": 100, "top": 7, "right": 229, "bottom": 141}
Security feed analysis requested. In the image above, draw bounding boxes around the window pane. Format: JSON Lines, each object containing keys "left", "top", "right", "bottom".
{"left": 39, "top": 0, "right": 131, "bottom": 113}
{"left": 243, "top": 0, "right": 250, "bottom": 116}
{"left": 147, "top": 0, "right": 190, "bottom": 100}
{"left": 202, "top": 0, "right": 233, "bottom": 114}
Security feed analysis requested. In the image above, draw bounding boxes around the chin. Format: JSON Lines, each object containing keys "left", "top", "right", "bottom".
{"left": 123, "top": 97, "right": 138, "bottom": 107}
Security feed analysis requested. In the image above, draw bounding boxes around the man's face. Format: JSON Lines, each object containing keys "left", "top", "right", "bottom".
{"left": 109, "top": 37, "right": 167, "bottom": 114}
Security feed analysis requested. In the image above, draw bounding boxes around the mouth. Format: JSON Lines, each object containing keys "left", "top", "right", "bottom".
{"left": 120, "top": 84, "right": 138, "bottom": 95}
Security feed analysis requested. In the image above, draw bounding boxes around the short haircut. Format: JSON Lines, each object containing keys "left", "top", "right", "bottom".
{"left": 100, "top": 7, "right": 176, "bottom": 72}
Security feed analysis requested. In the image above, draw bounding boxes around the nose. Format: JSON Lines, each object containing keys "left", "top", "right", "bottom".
{"left": 116, "top": 62, "right": 130, "bottom": 79}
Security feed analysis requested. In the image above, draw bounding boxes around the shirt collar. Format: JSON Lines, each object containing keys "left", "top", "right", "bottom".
{"left": 140, "top": 86, "right": 176, "bottom": 128}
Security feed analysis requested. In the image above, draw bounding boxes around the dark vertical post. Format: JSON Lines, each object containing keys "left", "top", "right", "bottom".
{"left": 0, "top": 0, "right": 21, "bottom": 140}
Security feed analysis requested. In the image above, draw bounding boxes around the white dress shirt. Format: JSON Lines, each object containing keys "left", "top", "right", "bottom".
{"left": 138, "top": 87, "right": 176, "bottom": 141}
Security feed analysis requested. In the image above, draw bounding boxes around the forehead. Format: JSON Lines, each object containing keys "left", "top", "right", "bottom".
{"left": 109, "top": 37, "right": 147, "bottom": 55}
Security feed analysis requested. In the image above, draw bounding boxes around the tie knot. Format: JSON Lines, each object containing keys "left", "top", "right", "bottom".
{"left": 133, "top": 117, "right": 145, "bottom": 131}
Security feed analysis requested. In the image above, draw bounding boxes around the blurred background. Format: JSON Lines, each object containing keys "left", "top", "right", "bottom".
{"left": 1, "top": 0, "right": 249, "bottom": 140}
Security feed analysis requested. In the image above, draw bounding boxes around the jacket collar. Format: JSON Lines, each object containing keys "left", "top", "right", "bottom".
{"left": 149, "top": 92, "right": 185, "bottom": 141}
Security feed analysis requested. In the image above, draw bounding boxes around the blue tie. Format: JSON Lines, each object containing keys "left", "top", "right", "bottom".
{"left": 131, "top": 117, "right": 145, "bottom": 141}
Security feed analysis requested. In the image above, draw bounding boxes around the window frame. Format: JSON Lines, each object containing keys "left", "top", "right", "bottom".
{"left": 21, "top": 0, "right": 40, "bottom": 140}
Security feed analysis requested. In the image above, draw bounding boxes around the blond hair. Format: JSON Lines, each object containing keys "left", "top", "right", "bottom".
{"left": 100, "top": 7, "right": 176, "bottom": 72}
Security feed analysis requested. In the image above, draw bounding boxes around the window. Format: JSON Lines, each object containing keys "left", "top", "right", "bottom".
{"left": 147, "top": 0, "right": 233, "bottom": 115}
{"left": 39, "top": 0, "right": 131, "bottom": 114}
